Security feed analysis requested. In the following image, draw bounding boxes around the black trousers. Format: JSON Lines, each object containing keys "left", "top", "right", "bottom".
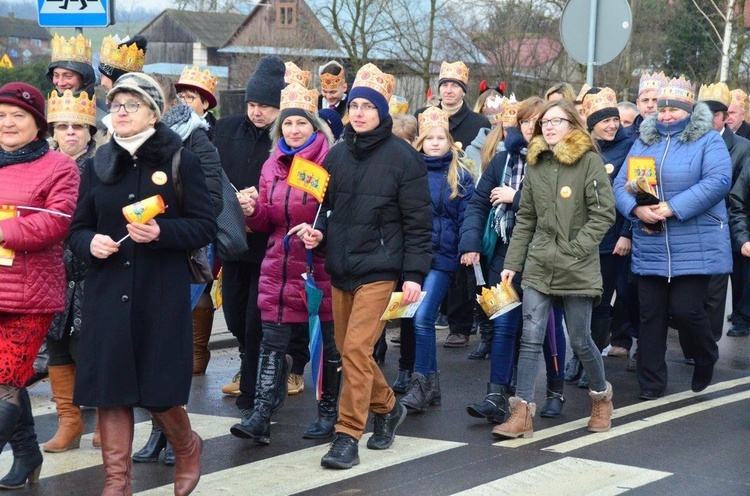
{"left": 221, "top": 260, "right": 262, "bottom": 411}
{"left": 592, "top": 253, "right": 627, "bottom": 321}
{"left": 610, "top": 261, "right": 639, "bottom": 349}
{"left": 261, "top": 321, "right": 338, "bottom": 363}
{"left": 637, "top": 275, "right": 718, "bottom": 393}
{"left": 446, "top": 266, "right": 475, "bottom": 337}
{"left": 730, "top": 252, "right": 750, "bottom": 328}
{"left": 397, "top": 318, "right": 415, "bottom": 371}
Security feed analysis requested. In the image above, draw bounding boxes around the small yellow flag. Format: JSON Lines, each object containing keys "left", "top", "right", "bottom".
{"left": 627, "top": 157, "right": 657, "bottom": 185}
{"left": 287, "top": 156, "right": 330, "bottom": 203}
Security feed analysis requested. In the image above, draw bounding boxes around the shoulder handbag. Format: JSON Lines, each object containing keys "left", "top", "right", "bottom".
{"left": 480, "top": 154, "right": 511, "bottom": 263}
{"left": 171, "top": 149, "right": 214, "bottom": 284}
{"left": 215, "top": 169, "right": 249, "bottom": 261}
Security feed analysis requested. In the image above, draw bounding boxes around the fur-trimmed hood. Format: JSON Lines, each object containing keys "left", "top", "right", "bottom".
{"left": 526, "top": 129, "right": 595, "bottom": 166}
{"left": 93, "top": 122, "right": 182, "bottom": 184}
{"left": 638, "top": 101, "right": 714, "bottom": 146}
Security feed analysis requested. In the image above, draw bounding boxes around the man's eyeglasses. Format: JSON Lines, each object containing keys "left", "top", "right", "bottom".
{"left": 348, "top": 103, "right": 377, "bottom": 112}
{"left": 178, "top": 93, "right": 197, "bottom": 103}
{"left": 107, "top": 101, "right": 141, "bottom": 114}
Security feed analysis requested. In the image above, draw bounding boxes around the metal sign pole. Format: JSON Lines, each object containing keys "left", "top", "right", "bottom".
{"left": 586, "top": 0, "right": 598, "bottom": 86}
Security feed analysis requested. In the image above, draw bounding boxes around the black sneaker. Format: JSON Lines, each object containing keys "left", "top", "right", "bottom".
{"left": 691, "top": 363, "right": 714, "bottom": 393}
{"left": 321, "top": 433, "right": 359, "bottom": 469}
{"left": 638, "top": 389, "right": 664, "bottom": 401}
{"left": 727, "top": 325, "right": 750, "bottom": 337}
{"left": 366, "top": 402, "right": 407, "bottom": 450}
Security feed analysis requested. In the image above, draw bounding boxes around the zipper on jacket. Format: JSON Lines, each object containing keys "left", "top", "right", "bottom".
{"left": 657, "top": 134, "right": 672, "bottom": 281}
{"left": 593, "top": 180, "right": 601, "bottom": 209}
{"left": 269, "top": 177, "right": 279, "bottom": 206}
{"left": 276, "top": 184, "right": 293, "bottom": 324}
{"left": 705, "top": 211, "right": 724, "bottom": 229}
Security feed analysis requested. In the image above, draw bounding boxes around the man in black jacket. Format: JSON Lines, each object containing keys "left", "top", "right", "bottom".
{"left": 727, "top": 88, "right": 750, "bottom": 140}
{"left": 214, "top": 56, "right": 285, "bottom": 423}
{"left": 301, "top": 63, "right": 432, "bottom": 469}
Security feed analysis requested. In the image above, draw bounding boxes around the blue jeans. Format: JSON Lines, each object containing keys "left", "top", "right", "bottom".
{"left": 413, "top": 269, "right": 453, "bottom": 375}
{"left": 516, "top": 287, "right": 606, "bottom": 402}
{"left": 189, "top": 243, "right": 215, "bottom": 310}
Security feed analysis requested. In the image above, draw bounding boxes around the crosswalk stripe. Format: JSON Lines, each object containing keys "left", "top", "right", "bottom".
{"left": 494, "top": 376, "right": 750, "bottom": 448}
{"left": 135, "top": 435, "right": 465, "bottom": 495}
{"left": 0, "top": 413, "right": 236, "bottom": 480}
{"left": 543, "top": 389, "right": 750, "bottom": 454}
{"left": 452, "top": 456, "right": 671, "bottom": 495}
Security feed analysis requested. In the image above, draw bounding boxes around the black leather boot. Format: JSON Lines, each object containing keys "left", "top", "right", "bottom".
{"left": 468, "top": 317, "right": 492, "bottom": 359}
{"left": 271, "top": 354, "right": 292, "bottom": 413}
{"left": 466, "top": 383, "right": 507, "bottom": 423}
{"left": 0, "top": 389, "right": 42, "bottom": 489}
{"left": 132, "top": 420, "right": 166, "bottom": 463}
{"left": 163, "top": 442, "right": 175, "bottom": 466}
{"left": 540, "top": 379, "right": 565, "bottom": 418}
{"left": 304, "top": 359, "right": 342, "bottom": 439}
{"left": 230, "top": 349, "right": 286, "bottom": 444}
{"left": 591, "top": 318, "right": 612, "bottom": 352}
{"left": 373, "top": 329, "right": 387, "bottom": 365}
{"left": 392, "top": 369, "right": 412, "bottom": 394}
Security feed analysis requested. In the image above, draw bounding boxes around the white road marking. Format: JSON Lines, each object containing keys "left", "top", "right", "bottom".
{"left": 494, "top": 376, "right": 750, "bottom": 448}
{"left": 135, "top": 435, "right": 465, "bottom": 495}
{"left": 452, "top": 457, "right": 671, "bottom": 495}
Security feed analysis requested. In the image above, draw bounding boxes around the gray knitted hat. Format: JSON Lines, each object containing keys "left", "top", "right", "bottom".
{"left": 107, "top": 72, "right": 166, "bottom": 120}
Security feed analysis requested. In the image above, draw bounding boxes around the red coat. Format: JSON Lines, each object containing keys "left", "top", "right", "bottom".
{"left": 247, "top": 133, "right": 333, "bottom": 323}
{"left": 0, "top": 149, "right": 80, "bottom": 313}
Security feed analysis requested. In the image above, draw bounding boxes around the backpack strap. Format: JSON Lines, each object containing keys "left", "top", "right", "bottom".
{"left": 171, "top": 147, "right": 184, "bottom": 213}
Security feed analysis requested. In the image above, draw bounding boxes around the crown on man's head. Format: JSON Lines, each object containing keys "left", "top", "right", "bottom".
{"left": 100, "top": 35, "right": 146, "bottom": 73}
{"left": 439, "top": 61, "right": 469, "bottom": 84}
{"left": 639, "top": 71, "right": 669, "bottom": 95}
{"left": 51, "top": 33, "right": 91, "bottom": 65}
{"left": 351, "top": 63, "right": 395, "bottom": 102}
{"left": 47, "top": 89, "right": 96, "bottom": 128}
{"left": 698, "top": 82, "right": 731, "bottom": 107}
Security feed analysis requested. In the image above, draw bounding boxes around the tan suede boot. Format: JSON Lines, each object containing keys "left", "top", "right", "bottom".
{"left": 587, "top": 381, "right": 613, "bottom": 432}
{"left": 491, "top": 397, "right": 535, "bottom": 439}
{"left": 192, "top": 306, "right": 215, "bottom": 375}
{"left": 43, "top": 365, "right": 84, "bottom": 453}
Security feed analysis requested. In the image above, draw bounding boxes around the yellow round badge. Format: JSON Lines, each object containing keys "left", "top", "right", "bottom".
{"left": 152, "top": 171, "right": 168, "bottom": 186}
{"left": 560, "top": 186, "right": 572, "bottom": 199}
{"left": 605, "top": 163, "right": 614, "bottom": 174}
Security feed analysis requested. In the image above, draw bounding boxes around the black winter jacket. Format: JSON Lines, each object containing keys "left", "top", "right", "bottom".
{"left": 316, "top": 116, "right": 433, "bottom": 291}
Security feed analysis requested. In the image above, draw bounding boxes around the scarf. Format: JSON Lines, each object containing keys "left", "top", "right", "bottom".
{"left": 278, "top": 133, "right": 318, "bottom": 156}
{"left": 441, "top": 100, "right": 463, "bottom": 117}
{"left": 0, "top": 138, "right": 49, "bottom": 167}
{"left": 162, "top": 104, "right": 208, "bottom": 142}
{"left": 113, "top": 127, "right": 156, "bottom": 156}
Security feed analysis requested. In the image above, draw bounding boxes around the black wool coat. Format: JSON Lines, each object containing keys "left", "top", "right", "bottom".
{"left": 416, "top": 101, "right": 491, "bottom": 151}
{"left": 69, "top": 123, "right": 217, "bottom": 408}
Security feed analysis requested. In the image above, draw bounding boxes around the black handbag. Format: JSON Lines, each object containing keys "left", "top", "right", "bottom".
{"left": 171, "top": 149, "right": 214, "bottom": 284}
{"left": 215, "top": 169, "right": 249, "bottom": 261}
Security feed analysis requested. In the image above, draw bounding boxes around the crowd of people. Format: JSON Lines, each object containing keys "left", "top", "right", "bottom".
{"left": 0, "top": 29, "right": 747, "bottom": 493}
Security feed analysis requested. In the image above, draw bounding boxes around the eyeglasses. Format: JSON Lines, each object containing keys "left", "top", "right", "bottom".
{"left": 538, "top": 117, "right": 572, "bottom": 128}
{"left": 519, "top": 119, "right": 536, "bottom": 126}
{"left": 107, "top": 101, "right": 141, "bottom": 114}
{"left": 53, "top": 123, "right": 86, "bottom": 131}
{"left": 348, "top": 103, "right": 377, "bottom": 112}
{"left": 178, "top": 93, "right": 196, "bottom": 103}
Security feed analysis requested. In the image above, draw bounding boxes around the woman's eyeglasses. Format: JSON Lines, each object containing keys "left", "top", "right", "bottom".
{"left": 538, "top": 117, "right": 572, "bottom": 128}
{"left": 178, "top": 93, "right": 197, "bottom": 103}
{"left": 53, "top": 123, "right": 86, "bottom": 131}
{"left": 107, "top": 101, "right": 141, "bottom": 114}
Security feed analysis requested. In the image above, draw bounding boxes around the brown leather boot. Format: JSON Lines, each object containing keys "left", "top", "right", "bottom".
{"left": 491, "top": 397, "right": 535, "bottom": 439}
{"left": 152, "top": 407, "right": 202, "bottom": 496}
{"left": 99, "top": 407, "right": 134, "bottom": 496}
{"left": 43, "top": 365, "right": 84, "bottom": 453}
{"left": 587, "top": 381, "right": 613, "bottom": 432}
{"left": 92, "top": 410, "right": 101, "bottom": 448}
{"left": 192, "top": 306, "right": 214, "bottom": 375}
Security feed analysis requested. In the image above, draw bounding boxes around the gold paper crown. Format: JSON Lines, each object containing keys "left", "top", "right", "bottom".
{"left": 582, "top": 87, "right": 618, "bottom": 119}
{"left": 483, "top": 94, "right": 504, "bottom": 126}
{"left": 575, "top": 83, "right": 592, "bottom": 103}
{"left": 658, "top": 75, "right": 695, "bottom": 106}
{"left": 639, "top": 71, "right": 669, "bottom": 95}
{"left": 476, "top": 283, "right": 521, "bottom": 319}
{"left": 51, "top": 33, "right": 92, "bottom": 65}
{"left": 501, "top": 95, "right": 521, "bottom": 126}
{"left": 439, "top": 61, "right": 469, "bottom": 84}
{"left": 418, "top": 106, "right": 449, "bottom": 135}
{"left": 389, "top": 95, "right": 409, "bottom": 115}
{"left": 280, "top": 82, "right": 318, "bottom": 113}
{"left": 285, "top": 61, "right": 312, "bottom": 88}
{"left": 731, "top": 89, "right": 749, "bottom": 111}
{"left": 351, "top": 63, "right": 395, "bottom": 102}
{"left": 177, "top": 66, "right": 218, "bottom": 96}
{"left": 47, "top": 89, "right": 96, "bottom": 127}
{"left": 698, "top": 82, "right": 731, "bottom": 107}
{"left": 100, "top": 35, "right": 146, "bottom": 73}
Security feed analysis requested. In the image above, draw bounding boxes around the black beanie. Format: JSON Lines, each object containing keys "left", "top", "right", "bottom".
{"left": 438, "top": 78, "right": 468, "bottom": 94}
{"left": 244, "top": 56, "right": 286, "bottom": 108}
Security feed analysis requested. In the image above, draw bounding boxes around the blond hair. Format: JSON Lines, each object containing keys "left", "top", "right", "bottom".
{"left": 414, "top": 127, "right": 475, "bottom": 199}
{"left": 479, "top": 125, "right": 505, "bottom": 173}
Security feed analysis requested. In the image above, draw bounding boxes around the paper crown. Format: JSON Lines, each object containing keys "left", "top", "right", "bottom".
{"left": 418, "top": 106, "right": 449, "bottom": 134}
{"left": 731, "top": 89, "right": 749, "bottom": 111}
{"left": 476, "top": 283, "right": 521, "bottom": 320}
{"left": 439, "top": 61, "right": 469, "bottom": 84}
{"left": 575, "top": 83, "right": 592, "bottom": 103}
{"left": 47, "top": 89, "right": 96, "bottom": 127}
{"left": 658, "top": 75, "right": 695, "bottom": 107}
{"left": 100, "top": 35, "right": 146, "bottom": 74}
{"left": 639, "top": 71, "right": 669, "bottom": 95}
{"left": 351, "top": 63, "right": 394, "bottom": 102}
{"left": 285, "top": 61, "right": 312, "bottom": 88}
{"left": 319, "top": 61, "right": 345, "bottom": 90}
{"left": 280, "top": 82, "right": 318, "bottom": 113}
{"left": 483, "top": 94, "right": 504, "bottom": 126}
{"left": 501, "top": 95, "right": 521, "bottom": 126}
{"left": 51, "top": 33, "right": 92, "bottom": 65}
{"left": 389, "top": 95, "right": 409, "bottom": 115}
{"left": 582, "top": 87, "right": 618, "bottom": 119}
{"left": 177, "top": 66, "right": 218, "bottom": 97}
{"left": 698, "top": 82, "right": 731, "bottom": 107}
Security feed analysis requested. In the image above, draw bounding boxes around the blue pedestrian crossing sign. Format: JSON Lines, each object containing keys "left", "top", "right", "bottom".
{"left": 38, "top": 0, "right": 114, "bottom": 28}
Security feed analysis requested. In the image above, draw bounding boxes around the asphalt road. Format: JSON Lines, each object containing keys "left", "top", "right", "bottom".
{"left": 9, "top": 317, "right": 750, "bottom": 495}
